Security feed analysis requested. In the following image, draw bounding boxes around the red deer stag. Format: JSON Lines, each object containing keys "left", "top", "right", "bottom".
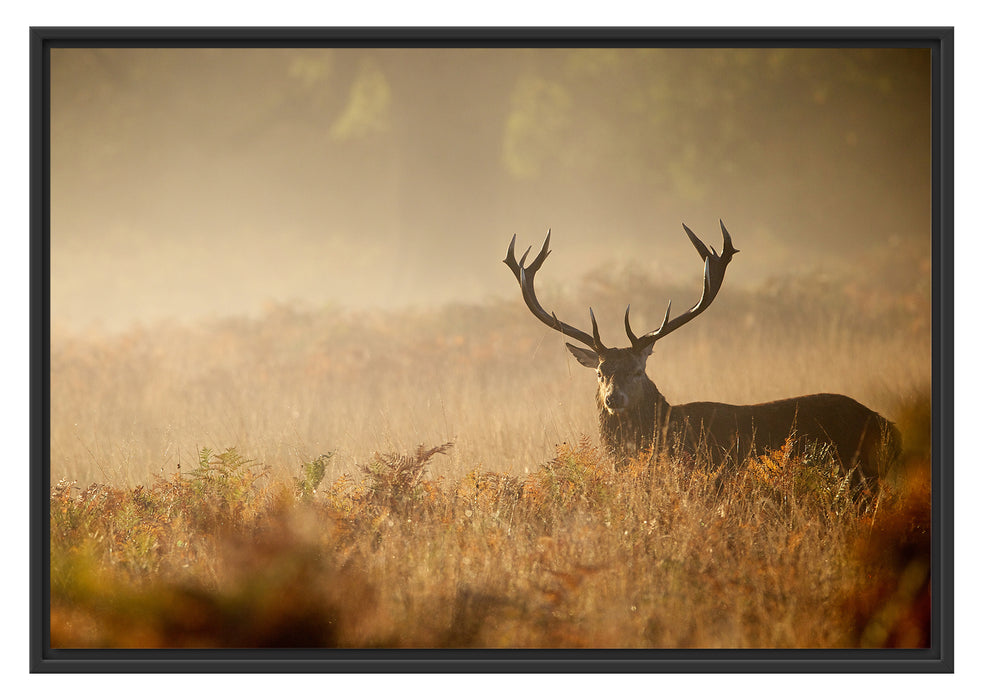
{"left": 504, "top": 222, "right": 900, "bottom": 486}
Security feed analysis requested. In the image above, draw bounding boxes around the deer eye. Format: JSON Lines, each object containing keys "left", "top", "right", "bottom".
{"left": 596, "top": 369, "right": 603, "bottom": 379}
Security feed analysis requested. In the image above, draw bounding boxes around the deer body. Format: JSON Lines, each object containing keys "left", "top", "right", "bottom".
{"left": 604, "top": 389, "right": 898, "bottom": 482}
{"left": 506, "top": 222, "right": 900, "bottom": 485}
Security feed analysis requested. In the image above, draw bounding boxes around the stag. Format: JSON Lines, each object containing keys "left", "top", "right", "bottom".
{"left": 504, "top": 222, "right": 900, "bottom": 486}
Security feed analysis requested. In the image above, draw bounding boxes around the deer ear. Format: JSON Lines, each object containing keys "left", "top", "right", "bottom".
{"left": 565, "top": 343, "right": 599, "bottom": 368}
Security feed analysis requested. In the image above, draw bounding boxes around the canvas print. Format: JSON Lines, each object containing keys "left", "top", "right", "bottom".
{"left": 47, "top": 45, "right": 933, "bottom": 650}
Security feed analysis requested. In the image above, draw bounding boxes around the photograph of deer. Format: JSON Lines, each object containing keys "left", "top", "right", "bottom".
{"left": 42, "top": 38, "right": 938, "bottom": 655}
{"left": 505, "top": 221, "right": 901, "bottom": 486}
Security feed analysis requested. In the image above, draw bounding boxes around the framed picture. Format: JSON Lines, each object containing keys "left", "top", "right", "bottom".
{"left": 31, "top": 27, "right": 953, "bottom": 672}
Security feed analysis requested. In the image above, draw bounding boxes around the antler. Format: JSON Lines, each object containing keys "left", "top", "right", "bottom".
{"left": 624, "top": 220, "right": 738, "bottom": 351}
{"left": 504, "top": 230, "right": 606, "bottom": 351}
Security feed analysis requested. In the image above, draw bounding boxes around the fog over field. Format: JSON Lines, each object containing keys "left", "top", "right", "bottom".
{"left": 48, "top": 48, "right": 932, "bottom": 486}
{"left": 51, "top": 48, "right": 930, "bottom": 331}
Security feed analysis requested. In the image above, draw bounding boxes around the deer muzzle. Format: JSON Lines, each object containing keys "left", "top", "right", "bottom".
{"left": 603, "top": 391, "right": 628, "bottom": 415}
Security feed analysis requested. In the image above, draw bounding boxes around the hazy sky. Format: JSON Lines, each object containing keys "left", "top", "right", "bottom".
{"left": 49, "top": 47, "right": 932, "bottom": 332}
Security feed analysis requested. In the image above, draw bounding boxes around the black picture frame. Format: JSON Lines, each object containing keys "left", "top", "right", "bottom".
{"left": 30, "top": 26, "right": 954, "bottom": 673}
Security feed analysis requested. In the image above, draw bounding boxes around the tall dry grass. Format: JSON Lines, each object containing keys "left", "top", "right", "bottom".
{"left": 50, "top": 425, "right": 931, "bottom": 648}
{"left": 50, "top": 256, "right": 929, "bottom": 489}
{"left": 48, "top": 255, "right": 933, "bottom": 648}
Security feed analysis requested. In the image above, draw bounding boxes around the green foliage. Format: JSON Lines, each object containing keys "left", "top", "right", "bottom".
{"left": 361, "top": 442, "right": 453, "bottom": 513}
{"left": 187, "top": 446, "right": 269, "bottom": 526}
{"left": 329, "top": 59, "right": 391, "bottom": 141}
{"left": 503, "top": 75, "right": 573, "bottom": 179}
{"left": 294, "top": 453, "right": 331, "bottom": 501}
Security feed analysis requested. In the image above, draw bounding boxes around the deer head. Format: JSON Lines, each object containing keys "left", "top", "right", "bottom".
{"left": 504, "top": 221, "right": 738, "bottom": 415}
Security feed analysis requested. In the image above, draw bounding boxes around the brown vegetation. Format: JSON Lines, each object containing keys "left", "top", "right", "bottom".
{"left": 49, "top": 255, "right": 931, "bottom": 648}
{"left": 50, "top": 417, "right": 931, "bottom": 648}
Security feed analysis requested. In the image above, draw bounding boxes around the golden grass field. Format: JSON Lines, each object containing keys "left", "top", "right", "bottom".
{"left": 48, "top": 258, "right": 932, "bottom": 648}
